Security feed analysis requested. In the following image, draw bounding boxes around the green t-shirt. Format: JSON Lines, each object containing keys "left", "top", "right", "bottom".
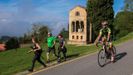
{"left": 47, "top": 36, "right": 56, "bottom": 47}
{"left": 99, "top": 27, "right": 111, "bottom": 37}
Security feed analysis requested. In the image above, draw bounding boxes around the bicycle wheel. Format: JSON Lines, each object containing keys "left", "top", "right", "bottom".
{"left": 98, "top": 49, "right": 107, "bottom": 67}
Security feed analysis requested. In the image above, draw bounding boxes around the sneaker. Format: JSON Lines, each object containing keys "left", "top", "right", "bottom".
{"left": 111, "top": 56, "right": 114, "bottom": 62}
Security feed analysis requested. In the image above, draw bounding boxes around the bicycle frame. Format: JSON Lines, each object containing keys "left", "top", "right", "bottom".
{"left": 98, "top": 41, "right": 110, "bottom": 56}
{"left": 97, "top": 41, "right": 116, "bottom": 67}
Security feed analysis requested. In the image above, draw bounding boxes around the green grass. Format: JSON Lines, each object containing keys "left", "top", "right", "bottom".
{"left": 0, "top": 32, "right": 133, "bottom": 75}
{"left": 0, "top": 44, "right": 97, "bottom": 75}
{"left": 114, "top": 32, "right": 133, "bottom": 45}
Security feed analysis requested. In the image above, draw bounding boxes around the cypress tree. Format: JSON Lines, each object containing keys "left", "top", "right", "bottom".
{"left": 87, "top": 0, "right": 114, "bottom": 42}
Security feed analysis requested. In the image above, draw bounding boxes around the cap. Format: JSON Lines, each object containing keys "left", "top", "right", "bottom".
{"left": 48, "top": 32, "right": 52, "bottom": 36}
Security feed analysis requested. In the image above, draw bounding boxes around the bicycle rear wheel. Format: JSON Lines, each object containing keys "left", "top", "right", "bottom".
{"left": 98, "top": 49, "right": 107, "bottom": 67}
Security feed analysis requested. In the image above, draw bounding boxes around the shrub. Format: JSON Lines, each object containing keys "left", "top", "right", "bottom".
{"left": 5, "top": 38, "right": 20, "bottom": 50}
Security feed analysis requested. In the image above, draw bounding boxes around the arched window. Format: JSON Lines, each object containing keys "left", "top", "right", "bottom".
{"left": 77, "top": 36, "right": 79, "bottom": 39}
{"left": 81, "top": 21, "right": 84, "bottom": 32}
{"left": 72, "top": 21, "right": 75, "bottom": 32}
{"left": 81, "top": 36, "right": 83, "bottom": 39}
{"left": 75, "top": 11, "right": 80, "bottom": 16}
{"left": 72, "top": 35, "right": 74, "bottom": 39}
{"left": 76, "top": 21, "right": 80, "bottom": 32}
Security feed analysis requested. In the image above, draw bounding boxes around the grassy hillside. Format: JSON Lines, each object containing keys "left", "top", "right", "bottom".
{"left": 114, "top": 32, "right": 133, "bottom": 44}
{"left": 0, "top": 32, "right": 133, "bottom": 75}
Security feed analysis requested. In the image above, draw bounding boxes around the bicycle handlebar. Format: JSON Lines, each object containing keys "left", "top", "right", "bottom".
{"left": 95, "top": 41, "right": 110, "bottom": 47}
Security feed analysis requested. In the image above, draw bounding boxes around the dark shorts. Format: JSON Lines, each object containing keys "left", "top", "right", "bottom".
{"left": 47, "top": 46, "right": 56, "bottom": 53}
{"left": 58, "top": 46, "right": 67, "bottom": 53}
{"left": 100, "top": 37, "right": 112, "bottom": 42}
{"left": 34, "top": 49, "right": 42, "bottom": 55}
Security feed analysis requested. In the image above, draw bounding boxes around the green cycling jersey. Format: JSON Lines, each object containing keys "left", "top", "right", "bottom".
{"left": 99, "top": 27, "right": 111, "bottom": 38}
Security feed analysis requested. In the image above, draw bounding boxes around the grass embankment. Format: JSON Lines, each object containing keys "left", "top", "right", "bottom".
{"left": 0, "top": 32, "right": 133, "bottom": 75}
{"left": 114, "top": 32, "right": 133, "bottom": 45}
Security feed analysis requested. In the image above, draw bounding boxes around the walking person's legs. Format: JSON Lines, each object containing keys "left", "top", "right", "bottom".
{"left": 62, "top": 47, "right": 67, "bottom": 61}
{"left": 52, "top": 46, "right": 57, "bottom": 57}
{"left": 57, "top": 47, "right": 61, "bottom": 63}
{"left": 28, "top": 54, "right": 37, "bottom": 72}
{"left": 37, "top": 54, "right": 47, "bottom": 67}
{"left": 46, "top": 48, "right": 51, "bottom": 63}
{"left": 46, "top": 52, "right": 50, "bottom": 62}
{"left": 109, "top": 42, "right": 115, "bottom": 62}
{"left": 62, "top": 52, "right": 66, "bottom": 61}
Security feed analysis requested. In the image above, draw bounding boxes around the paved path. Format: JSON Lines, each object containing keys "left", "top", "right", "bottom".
{"left": 31, "top": 40, "right": 133, "bottom": 75}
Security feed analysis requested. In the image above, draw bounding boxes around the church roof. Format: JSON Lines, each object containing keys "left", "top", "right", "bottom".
{"left": 70, "top": 5, "right": 86, "bottom": 11}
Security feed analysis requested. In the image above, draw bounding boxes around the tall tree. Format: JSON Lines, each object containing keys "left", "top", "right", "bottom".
{"left": 114, "top": 11, "right": 133, "bottom": 39}
{"left": 59, "top": 28, "right": 69, "bottom": 39}
{"left": 87, "top": 0, "right": 114, "bottom": 41}
{"left": 31, "top": 23, "right": 50, "bottom": 43}
{"left": 19, "top": 23, "right": 50, "bottom": 44}
{"left": 113, "top": 0, "right": 133, "bottom": 39}
{"left": 123, "top": 0, "right": 133, "bottom": 11}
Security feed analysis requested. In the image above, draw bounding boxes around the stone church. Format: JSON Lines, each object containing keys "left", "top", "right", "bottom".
{"left": 68, "top": 6, "right": 92, "bottom": 44}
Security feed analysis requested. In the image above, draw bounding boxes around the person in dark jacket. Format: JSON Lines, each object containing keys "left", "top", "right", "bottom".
{"left": 28, "top": 36, "right": 47, "bottom": 72}
{"left": 57, "top": 34, "right": 67, "bottom": 63}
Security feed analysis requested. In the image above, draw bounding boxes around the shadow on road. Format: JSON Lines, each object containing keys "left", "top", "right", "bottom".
{"left": 103, "top": 52, "right": 127, "bottom": 67}
{"left": 43, "top": 53, "right": 80, "bottom": 63}
{"left": 115, "top": 52, "right": 127, "bottom": 62}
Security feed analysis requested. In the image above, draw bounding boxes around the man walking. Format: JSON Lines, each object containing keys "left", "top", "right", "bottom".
{"left": 46, "top": 32, "right": 57, "bottom": 63}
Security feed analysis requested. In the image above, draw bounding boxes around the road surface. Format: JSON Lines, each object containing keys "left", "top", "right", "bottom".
{"left": 31, "top": 40, "right": 133, "bottom": 75}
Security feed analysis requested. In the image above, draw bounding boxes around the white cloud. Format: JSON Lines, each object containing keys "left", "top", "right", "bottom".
{"left": 0, "top": 0, "right": 86, "bottom": 36}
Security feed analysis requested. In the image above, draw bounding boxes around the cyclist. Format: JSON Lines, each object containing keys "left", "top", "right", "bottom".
{"left": 95, "top": 20, "right": 115, "bottom": 62}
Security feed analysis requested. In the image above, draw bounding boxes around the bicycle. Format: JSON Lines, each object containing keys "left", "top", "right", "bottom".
{"left": 97, "top": 41, "right": 116, "bottom": 67}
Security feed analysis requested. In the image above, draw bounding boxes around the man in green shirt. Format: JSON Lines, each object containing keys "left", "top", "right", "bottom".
{"left": 46, "top": 32, "right": 57, "bottom": 62}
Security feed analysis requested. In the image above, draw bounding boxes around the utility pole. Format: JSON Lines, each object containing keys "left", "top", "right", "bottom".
{"left": 89, "top": 17, "right": 92, "bottom": 43}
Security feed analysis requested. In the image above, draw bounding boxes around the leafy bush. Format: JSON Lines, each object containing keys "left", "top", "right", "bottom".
{"left": 5, "top": 38, "right": 20, "bottom": 50}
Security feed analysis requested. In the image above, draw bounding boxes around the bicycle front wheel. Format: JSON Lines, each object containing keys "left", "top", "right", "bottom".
{"left": 98, "top": 49, "right": 107, "bottom": 67}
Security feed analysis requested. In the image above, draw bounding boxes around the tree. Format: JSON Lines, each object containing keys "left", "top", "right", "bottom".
{"left": 31, "top": 23, "right": 50, "bottom": 43}
{"left": 38, "top": 25, "right": 49, "bottom": 43}
{"left": 0, "top": 36, "right": 11, "bottom": 43}
{"left": 113, "top": 0, "right": 133, "bottom": 39}
{"left": 123, "top": 0, "right": 133, "bottom": 11}
{"left": 20, "top": 33, "right": 32, "bottom": 44}
{"left": 87, "top": 0, "right": 114, "bottom": 42}
{"left": 5, "top": 37, "right": 20, "bottom": 50}
{"left": 19, "top": 23, "right": 50, "bottom": 44}
{"left": 59, "top": 28, "right": 69, "bottom": 39}
{"left": 114, "top": 11, "right": 133, "bottom": 39}
{"left": 0, "top": 39, "right": 2, "bottom": 44}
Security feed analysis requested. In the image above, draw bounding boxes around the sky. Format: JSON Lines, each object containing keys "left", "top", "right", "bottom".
{"left": 0, "top": 0, "right": 124, "bottom": 37}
